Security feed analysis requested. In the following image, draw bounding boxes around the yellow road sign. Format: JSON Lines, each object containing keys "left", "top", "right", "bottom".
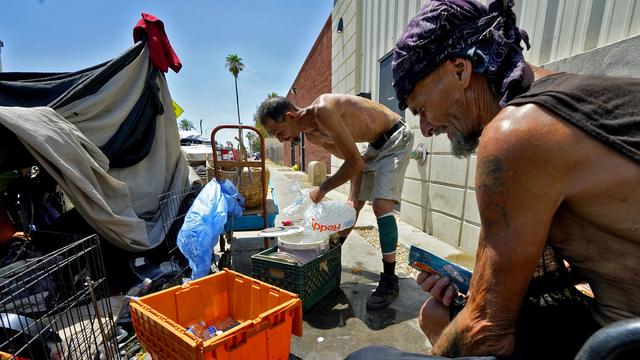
{"left": 172, "top": 100, "right": 184, "bottom": 118}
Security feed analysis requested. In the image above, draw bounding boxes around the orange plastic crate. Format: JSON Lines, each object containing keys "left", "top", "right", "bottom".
{"left": 130, "top": 269, "right": 303, "bottom": 360}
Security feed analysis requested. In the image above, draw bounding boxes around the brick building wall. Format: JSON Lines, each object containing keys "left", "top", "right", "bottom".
{"left": 283, "top": 16, "right": 332, "bottom": 171}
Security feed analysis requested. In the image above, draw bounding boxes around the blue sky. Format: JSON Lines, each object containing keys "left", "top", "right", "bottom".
{"left": 1, "top": 0, "right": 333, "bottom": 139}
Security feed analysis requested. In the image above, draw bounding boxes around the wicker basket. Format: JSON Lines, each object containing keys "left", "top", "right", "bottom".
{"left": 213, "top": 168, "right": 270, "bottom": 209}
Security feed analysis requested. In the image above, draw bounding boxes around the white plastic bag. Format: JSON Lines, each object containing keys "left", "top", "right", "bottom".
{"left": 304, "top": 200, "right": 356, "bottom": 237}
{"left": 282, "top": 183, "right": 312, "bottom": 225}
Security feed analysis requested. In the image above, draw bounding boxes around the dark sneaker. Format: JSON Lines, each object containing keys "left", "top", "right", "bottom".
{"left": 366, "top": 273, "right": 399, "bottom": 310}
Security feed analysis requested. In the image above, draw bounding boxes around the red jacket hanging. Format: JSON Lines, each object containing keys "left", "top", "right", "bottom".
{"left": 133, "top": 13, "right": 182, "bottom": 73}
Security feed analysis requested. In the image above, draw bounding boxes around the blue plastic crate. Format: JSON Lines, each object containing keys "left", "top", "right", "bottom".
{"left": 225, "top": 201, "right": 278, "bottom": 231}
{"left": 224, "top": 186, "right": 279, "bottom": 231}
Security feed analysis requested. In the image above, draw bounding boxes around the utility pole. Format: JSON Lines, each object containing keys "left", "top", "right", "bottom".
{"left": 289, "top": 85, "right": 303, "bottom": 169}
{"left": 0, "top": 39, "right": 4, "bottom": 72}
{"left": 300, "top": 132, "right": 305, "bottom": 172}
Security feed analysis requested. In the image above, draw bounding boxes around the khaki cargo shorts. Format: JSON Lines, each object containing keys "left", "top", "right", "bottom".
{"left": 358, "top": 122, "right": 414, "bottom": 203}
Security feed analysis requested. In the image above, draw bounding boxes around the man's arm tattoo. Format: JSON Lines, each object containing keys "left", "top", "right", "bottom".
{"left": 434, "top": 320, "right": 464, "bottom": 357}
{"left": 478, "top": 155, "right": 510, "bottom": 236}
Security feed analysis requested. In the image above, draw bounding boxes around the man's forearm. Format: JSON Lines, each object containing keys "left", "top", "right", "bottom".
{"left": 348, "top": 171, "right": 363, "bottom": 201}
{"left": 319, "top": 160, "right": 363, "bottom": 195}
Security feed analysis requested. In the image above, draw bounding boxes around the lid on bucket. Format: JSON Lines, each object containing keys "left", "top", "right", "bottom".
{"left": 258, "top": 226, "right": 304, "bottom": 237}
{"left": 278, "top": 233, "right": 329, "bottom": 250}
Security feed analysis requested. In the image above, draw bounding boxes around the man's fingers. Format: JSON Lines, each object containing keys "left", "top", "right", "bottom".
{"left": 416, "top": 272, "right": 429, "bottom": 285}
{"left": 442, "top": 286, "right": 456, "bottom": 307}
{"left": 419, "top": 274, "right": 441, "bottom": 293}
{"left": 429, "top": 276, "right": 451, "bottom": 300}
{"left": 309, "top": 189, "right": 322, "bottom": 203}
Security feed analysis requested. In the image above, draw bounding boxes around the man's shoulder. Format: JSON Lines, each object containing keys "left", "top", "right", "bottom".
{"left": 312, "top": 94, "right": 366, "bottom": 119}
{"left": 483, "top": 103, "right": 575, "bottom": 149}
{"left": 313, "top": 93, "right": 345, "bottom": 106}
{"left": 310, "top": 94, "right": 343, "bottom": 115}
{"left": 310, "top": 95, "right": 338, "bottom": 116}
{"left": 478, "top": 103, "right": 583, "bottom": 174}
{"left": 314, "top": 93, "right": 371, "bottom": 107}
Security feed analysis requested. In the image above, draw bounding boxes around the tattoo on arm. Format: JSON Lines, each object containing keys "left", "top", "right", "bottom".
{"left": 478, "top": 155, "right": 510, "bottom": 236}
{"left": 434, "top": 317, "right": 464, "bottom": 357}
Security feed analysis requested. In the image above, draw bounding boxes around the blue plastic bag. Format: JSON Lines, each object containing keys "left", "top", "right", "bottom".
{"left": 177, "top": 179, "right": 243, "bottom": 279}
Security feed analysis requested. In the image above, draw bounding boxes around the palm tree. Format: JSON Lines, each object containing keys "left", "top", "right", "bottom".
{"left": 178, "top": 119, "right": 195, "bottom": 131}
{"left": 246, "top": 132, "right": 260, "bottom": 154}
{"left": 225, "top": 54, "right": 244, "bottom": 125}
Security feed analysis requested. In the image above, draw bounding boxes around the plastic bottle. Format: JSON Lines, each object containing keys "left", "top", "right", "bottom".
{"left": 203, "top": 325, "right": 217, "bottom": 340}
{"left": 186, "top": 321, "right": 205, "bottom": 338}
{"left": 126, "top": 278, "right": 153, "bottom": 297}
{"left": 186, "top": 321, "right": 217, "bottom": 340}
{"left": 118, "top": 278, "right": 153, "bottom": 323}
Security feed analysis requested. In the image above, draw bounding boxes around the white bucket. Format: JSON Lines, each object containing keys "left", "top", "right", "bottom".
{"left": 277, "top": 232, "right": 329, "bottom": 264}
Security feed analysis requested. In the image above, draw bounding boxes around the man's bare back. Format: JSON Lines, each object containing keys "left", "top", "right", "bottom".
{"left": 491, "top": 68, "right": 640, "bottom": 326}
{"left": 538, "top": 106, "right": 640, "bottom": 324}
{"left": 302, "top": 94, "right": 400, "bottom": 158}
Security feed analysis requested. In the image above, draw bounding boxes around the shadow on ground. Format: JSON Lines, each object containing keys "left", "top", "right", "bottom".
{"left": 303, "top": 268, "right": 424, "bottom": 332}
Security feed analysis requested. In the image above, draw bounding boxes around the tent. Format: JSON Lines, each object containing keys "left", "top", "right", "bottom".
{"left": 0, "top": 15, "right": 199, "bottom": 251}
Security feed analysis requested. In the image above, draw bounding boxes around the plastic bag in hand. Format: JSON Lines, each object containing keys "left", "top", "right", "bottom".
{"left": 177, "top": 180, "right": 243, "bottom": 279}
{"left": 304, "top": 200, "right": 356, "bottom": 237}
{"left": 282, "top": 185, "right": 312, "bottom": 225}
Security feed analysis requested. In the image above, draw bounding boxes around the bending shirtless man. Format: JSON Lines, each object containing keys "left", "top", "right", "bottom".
{"left": 257, "top": 94, "right": 414, "bottom": 310}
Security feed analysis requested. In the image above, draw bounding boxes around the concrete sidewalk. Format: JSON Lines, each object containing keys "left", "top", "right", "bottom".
{"left": 266, "top": 164, "right": 475, "bottom": 359}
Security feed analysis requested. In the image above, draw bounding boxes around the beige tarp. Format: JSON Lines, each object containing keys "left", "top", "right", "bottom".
{"left": 0, "top": 46, "right": 198, "bottom": 251}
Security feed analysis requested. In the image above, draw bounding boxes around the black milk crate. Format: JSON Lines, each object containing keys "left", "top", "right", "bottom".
{"left": 251, "top": 245, "right": 341, "bottom": 312}
{"left": 0, "top": 234, "right": 121, "bottom": 359}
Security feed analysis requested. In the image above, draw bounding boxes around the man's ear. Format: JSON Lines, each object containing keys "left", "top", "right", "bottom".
{"left": 447, "top": 58, "right": 473, "bottom": 88}
{"left": 262, "top": 118, "right": 274, "bottom": 134}
{"left": 284, "top": 111, "right": 297, "bottom": 121}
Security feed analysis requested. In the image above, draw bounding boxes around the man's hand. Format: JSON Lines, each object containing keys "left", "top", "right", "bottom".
{"left": 416, "top": 272, "right": 457, "bottom": 306}
{"left": 309, "top": 188, "right": 327, "bottom": 204}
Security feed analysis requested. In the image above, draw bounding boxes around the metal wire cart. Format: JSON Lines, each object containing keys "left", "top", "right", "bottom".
{"left": 156, "top": 183, "right": 203, "bottom": 279}
{"left": 0, "top": 235, "right": 121, "bottom": 360}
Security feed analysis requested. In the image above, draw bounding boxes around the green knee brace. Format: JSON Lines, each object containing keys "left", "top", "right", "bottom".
{"left": 377, "top": 214, "right": 398, "bottom": 255}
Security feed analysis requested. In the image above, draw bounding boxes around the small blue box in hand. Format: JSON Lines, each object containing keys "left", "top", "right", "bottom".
{"left": 408, "top": 245, "right": 473, "bottom": 294}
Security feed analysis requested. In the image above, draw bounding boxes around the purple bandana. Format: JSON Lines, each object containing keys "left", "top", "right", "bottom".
{"left": 392, "top": 0, "right": 533, "bottom": 110}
